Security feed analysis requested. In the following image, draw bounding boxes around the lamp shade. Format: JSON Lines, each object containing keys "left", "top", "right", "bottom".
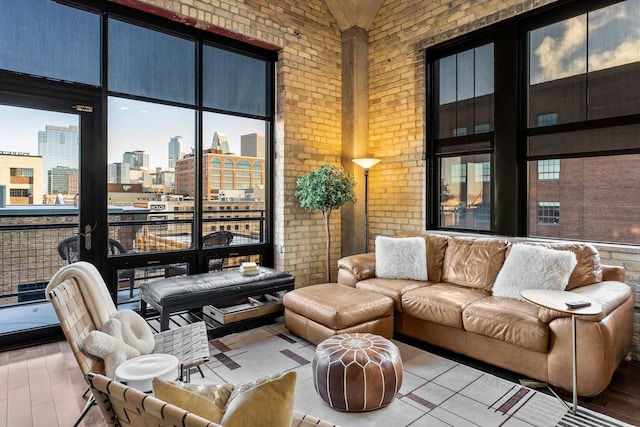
{"left": 353, "top": 158, "right": 381, "bottom": 169}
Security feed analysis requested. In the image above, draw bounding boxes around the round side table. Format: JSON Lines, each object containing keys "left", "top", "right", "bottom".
{"left": 312, "top": 333, "right": 403, "bottom": 412}
{"left": 115, "top": 353, "right": 180, "bottom": 393}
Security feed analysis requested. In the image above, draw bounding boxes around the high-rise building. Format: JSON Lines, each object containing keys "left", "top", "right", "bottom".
{"left": 108, "top": 162, "right": 130, "bottom": 184}
{"left": 48, "top": 166, "right": 78, "bottom": 195}
{"left": 212, "top": 131, "right": 230, "bottom": 154}
{"left": 240, "top": 133, "right": 265, "bottom": 158}
{"left": 168, "top": 136, "right": 182, "bottom": 168}
{"left": 123, "top": 150, "right": 149, "bottom": 170}
{"left": 37, "top": 125, "right": 79, "bottom": 194}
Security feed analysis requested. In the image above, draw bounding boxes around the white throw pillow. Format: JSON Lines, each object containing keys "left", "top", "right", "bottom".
{"left": 111, "top": 310, "right": 155, "bottom": 355}
{"left": 375, "top": 236, "right": 427, "bottom": 281}
{"left": 492, "top": 243, "right": 577, "bottom": 300}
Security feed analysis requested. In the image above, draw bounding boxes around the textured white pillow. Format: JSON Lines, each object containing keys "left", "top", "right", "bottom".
{"left": 492, "top": 243, "right": 577, "bottom": 300}
{"left": 375, "top": 236, "right": 427, "bottom": 281}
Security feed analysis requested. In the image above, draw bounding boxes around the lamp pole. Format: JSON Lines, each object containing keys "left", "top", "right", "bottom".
{"left": 353, "top": 158, "right": 381, "bottom": 252}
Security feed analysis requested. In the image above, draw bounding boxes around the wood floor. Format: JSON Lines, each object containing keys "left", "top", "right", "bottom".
{"left": 1, "top": 338, "right": 639, "bottom": 427}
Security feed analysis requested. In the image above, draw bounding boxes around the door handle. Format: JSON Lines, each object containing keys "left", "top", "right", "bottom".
{"left": 85, "top": 224, "right": 92, "bottom": 250}
{"left": 78, "top": 222, "right": 97, "bottom": 250}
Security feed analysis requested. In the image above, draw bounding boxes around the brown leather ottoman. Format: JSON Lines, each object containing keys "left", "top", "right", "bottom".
{"left": 312, "top": 333, "right": 403, "bottom": 411}
{"left": 283, "top": 283, "right": 394, "bottom": 345}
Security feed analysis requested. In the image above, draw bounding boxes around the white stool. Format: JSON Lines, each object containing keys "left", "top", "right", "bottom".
{"left": 115, "top": 353, "right": 179, "bottom": 393}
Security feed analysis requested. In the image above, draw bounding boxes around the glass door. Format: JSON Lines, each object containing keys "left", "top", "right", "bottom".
{"left": 0, "top": 92, "right": 100, "bottom": 345}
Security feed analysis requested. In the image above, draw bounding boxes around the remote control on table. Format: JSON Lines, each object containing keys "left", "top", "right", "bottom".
{"left": 565, "top": 300, "right": 591, "bottom": 309}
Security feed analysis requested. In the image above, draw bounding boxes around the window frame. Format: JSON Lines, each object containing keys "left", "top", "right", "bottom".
{"left": 426, "top": 0, "right": 640, "bottom": 240}
{"left": 0, "top": 0, "right": 278, "bottom": 299}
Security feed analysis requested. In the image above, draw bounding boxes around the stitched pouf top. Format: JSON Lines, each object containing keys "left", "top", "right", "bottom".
{"left": 312, "top": 333, "right": 403, "bottom": 411}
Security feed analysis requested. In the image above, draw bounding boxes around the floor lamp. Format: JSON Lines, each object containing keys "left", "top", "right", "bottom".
{"left": 353, "top": 158, "right": 381, "bottom": 253}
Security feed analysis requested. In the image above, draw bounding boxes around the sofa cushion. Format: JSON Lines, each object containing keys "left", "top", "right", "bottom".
{"left": 395, "top": 231, "right": 450, "bottom": 282}
{"left": 375, "top": 236, "right": 427, "bottom": 281}
{"left": 463, "top": 296, "right": 549, "bottom": 352}
{"left": 543, "top": 242, "right": 603, "bottom": 290}
{"left": 492, "top": 244, "right": 577, "bottom": 301}
{"left": 402, "top": 283, "right": 490, "bottom": 329}
{"left": 441, "top": 237, "right": 510, "bottom": 291}
{"left": 356, "top": 278, "right": 431, "bottom": 312}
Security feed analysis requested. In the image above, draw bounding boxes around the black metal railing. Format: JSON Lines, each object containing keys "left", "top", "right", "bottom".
{"left": 0, "top": 209, "right": 267, "bottom": 308}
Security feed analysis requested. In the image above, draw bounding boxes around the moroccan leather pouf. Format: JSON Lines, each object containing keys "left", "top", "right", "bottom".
{"left": 312, "top": 333, "right": 403, "bottom": 411}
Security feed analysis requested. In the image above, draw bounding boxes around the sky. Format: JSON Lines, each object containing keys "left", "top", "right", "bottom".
{"left": 438, "top": 0, "right": 639, "bottom": 103}
{"left": 0, "top": 98, "right": 266, "bottom": 170}
{"left": 529, "top": 0, "right": 640, "bottom": 84}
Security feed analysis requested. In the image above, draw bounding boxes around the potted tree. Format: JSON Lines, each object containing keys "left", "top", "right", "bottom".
{"left": 295, "top": 163, "right": 356, "bottom": 282}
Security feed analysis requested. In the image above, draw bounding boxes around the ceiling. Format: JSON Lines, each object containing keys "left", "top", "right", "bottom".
{"left": 323, "top": 0, "right": 386, "bottom": 31}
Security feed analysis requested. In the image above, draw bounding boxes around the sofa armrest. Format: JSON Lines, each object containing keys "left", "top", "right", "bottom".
{"left": 602, "top": 264, "right": 625, "bottom": 282}
{"left": 538, "top": 280, "right": 632, "bottom": 323}
{"left": 337, "top": 253, "right": 376, "bottom": 287}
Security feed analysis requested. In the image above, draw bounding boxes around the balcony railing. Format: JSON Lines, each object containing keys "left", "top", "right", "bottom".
{"left": 0, "top": 207, "right": 266, "bottom": 309}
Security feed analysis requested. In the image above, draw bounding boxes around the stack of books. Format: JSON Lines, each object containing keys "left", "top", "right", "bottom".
{"left": 239, "top": 262, "right": 260, "bottom": 276}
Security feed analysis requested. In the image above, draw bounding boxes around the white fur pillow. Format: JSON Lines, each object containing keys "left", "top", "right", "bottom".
{"left": 492, "top": 243, "right": 577, "bottom": 301}
{"left": 83, "top": 318, "right": 140, "bottom": 378}
{"left": 375, "top": 236, "right": 427, "bottom": 281}
{"left": 112, "top": 310, "right": 155, "bottom": 354}
{"left": 82, "top": 310, "right": 155, "bottom": 378}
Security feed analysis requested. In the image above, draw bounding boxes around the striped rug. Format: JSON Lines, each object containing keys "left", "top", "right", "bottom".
{"left": 192, "top": 322, "right": 635, "bottom": 427}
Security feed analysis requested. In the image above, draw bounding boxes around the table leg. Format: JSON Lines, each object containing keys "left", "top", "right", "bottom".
{"left": 572, "top": 314, "right": 578, "bottom": 414}
{"left": 160, "top": 310, "right": 170, "bottom": 331}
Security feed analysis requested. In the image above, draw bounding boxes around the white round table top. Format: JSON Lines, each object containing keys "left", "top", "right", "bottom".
{"left": 520, "top": 289, "right": 602, "bottom": 316}
{"left": 115, "top": 353, "right": 179, "bottom": 392}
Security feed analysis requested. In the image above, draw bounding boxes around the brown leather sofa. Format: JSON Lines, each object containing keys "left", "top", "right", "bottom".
{"left": 336, "top": 232, "right": 634, "bottom": 397}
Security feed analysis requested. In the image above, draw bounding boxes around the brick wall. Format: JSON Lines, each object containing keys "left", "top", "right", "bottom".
{"left": 368, "top": 0, "right": 639, "bottom": 359}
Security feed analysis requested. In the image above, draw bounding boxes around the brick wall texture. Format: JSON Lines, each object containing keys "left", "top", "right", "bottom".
{"left": 123, "top": 0, "right": 639, "bottom": 359}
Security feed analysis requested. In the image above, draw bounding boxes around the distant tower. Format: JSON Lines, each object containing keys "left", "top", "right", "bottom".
{"left": 240, "top": 133, "right": 265, "bottom": 158}
{"left": 38, "top": 124, "right": 79, "bottom": 195}
{"left": 168, "top": 136, "right": 182, "bottom": 168}
{"left": 212, "top": 131, "right": 230, "bottom": 154}
{"left": 107, "top": 162, "right": 130, "bottom": 184}
{"left": 123, "top": 150, "right": 149, "bottom": 170}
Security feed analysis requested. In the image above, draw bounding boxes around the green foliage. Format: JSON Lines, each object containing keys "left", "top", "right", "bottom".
{"left": 295, "top": 163, "right": 356, "bottom": 214}
{"left": 295, "top": 163, "right": 356, "bottom": 282}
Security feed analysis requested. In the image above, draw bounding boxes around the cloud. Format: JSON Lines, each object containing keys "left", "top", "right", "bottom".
{"left": 533, "top": 16, "right": 586, "bottom": 84}
{"left": 589, "top": 38, "right": 640, "bottom": 71}
{"left": 532, "top": 1, "right": 640, "bottom": 83}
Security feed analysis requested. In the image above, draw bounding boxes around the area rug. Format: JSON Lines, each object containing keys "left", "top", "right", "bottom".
{"left": 192, "top": 322, "right": 634, "bottom": 427}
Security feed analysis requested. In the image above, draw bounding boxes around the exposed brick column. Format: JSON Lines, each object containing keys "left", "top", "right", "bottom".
{"left": 341, "top": 26, "right": 369, "bottom": 256}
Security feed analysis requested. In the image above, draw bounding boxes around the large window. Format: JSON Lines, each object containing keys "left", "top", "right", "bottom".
{"left": 427, "top": 0, "right": 640, "bottom": 244}
{"left": 526, "top": 0, "right": 640, "bottom": 244}
{"left": 0, "top": 0, "right": 276, "bottom": 320}
{"left": 432, "top": 43, "right": 494, "bottom": 231}
{"left": 104, "top": 15, "right": 275, "bottom": 270}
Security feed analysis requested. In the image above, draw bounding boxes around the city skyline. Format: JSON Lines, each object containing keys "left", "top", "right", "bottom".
{"left": 0, "top": 100, "right": 266, "bottom": 171}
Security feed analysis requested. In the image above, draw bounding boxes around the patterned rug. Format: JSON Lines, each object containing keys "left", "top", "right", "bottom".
{"left": 191, "top": 322, "right": 634, "bottom": 427}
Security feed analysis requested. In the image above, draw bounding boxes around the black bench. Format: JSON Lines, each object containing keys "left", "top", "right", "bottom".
{"left": 139, "top": 267, "right": 295, "bottom": 331}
